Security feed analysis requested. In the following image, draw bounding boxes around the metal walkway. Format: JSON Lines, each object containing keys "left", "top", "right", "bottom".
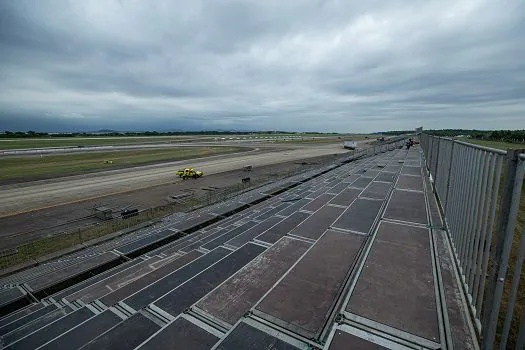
{"left": 0, "top": 145, "right": 478, "bottom": 349}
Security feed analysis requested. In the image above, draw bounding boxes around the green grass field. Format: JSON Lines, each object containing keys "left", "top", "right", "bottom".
{"left": 0, "top": 146, "right": 244, "bottom": 182}
{"left": 464, "top": 139, "right": 525, "bottom": 151}
{"left": 0, "top": 136, "right": 204, "bottom": 150}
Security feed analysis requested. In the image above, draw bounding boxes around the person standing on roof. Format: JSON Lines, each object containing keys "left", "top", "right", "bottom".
{"left": 406, "top": 138, "right": 413, "bottom": 150}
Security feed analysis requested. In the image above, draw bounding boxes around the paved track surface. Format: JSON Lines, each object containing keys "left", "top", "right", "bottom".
{"left": 0, "top": 144, "right": 347, "bottom": 216}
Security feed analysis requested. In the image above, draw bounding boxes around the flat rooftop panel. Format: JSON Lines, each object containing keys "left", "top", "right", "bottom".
{"left": 0, "top": 303, "right": 43, "bottom": 329}
{"left": 174, "top": 212, "right": 218, "bottom": 232}
{"left": 250, "top": 199, "right": 278, "bottom": 211}
{"left": 116, "top": 230, "right": 179, "bottom": 255}
{"left": 201, "top": 221, "right": 258, "bottom": 250}
{"left": 99, "top": 251, "right": 203, "bottom": 306}
{"left": 306, "top": 187, "right": 329, "bottom": 199}
{"left": 0, "top": 288, "right": 24, "bottom": 309}
{"left": 329, "top": 188, "right": 361, "bottom": 207}
{"left": 6, "top": 307, "right": 94, "bottom": 350}
{"left": 39, "top": 310, "right": 122, "bottom": 350}
{"left": 137, "top": 317, "right": 218, "bottom": 350}
{"left": 360, "top": 181, "right": 391, "bottom": 200}
{"left": 375, "top": 172, "right": 396, "bottom": 183}
{"left": 159, "top": 230, "right": 212, "bottom": 255}
{"left": 215, "top": 321, "right": 301, "bottom": 350}
{"left": 27, "top": 252, "right": 118, "bottom": 293}
{"left": 396, "top": 174, "right": 424, "bottom": 191}
{"left": 214, "top": 214, "right": 245, "bottom": 228}
{"left": 181, "top": 227, "right": 235, "bottom": 252}
{"left": 66, "top": 256, "right": 167, "bottom": 304}
{"left": 302, "top": 194, "right": 334, "bottom": 212}
{"left": 153, "top": 243, "right": 266, "bottom": 316}
{"left": 227, "top": 216, "right": 284, "bottom": 248}
{"left": 275, "top": 199, "right": 311, "bottom": 217}
{"left": 327, "top": 182, "right": 349, "bottom": 194}
{"left": 79, "top": 313, "right": 159, "bottom": 350}
{"left": 288, "top": 205, "right": 345, "bottom": 240}
{"left": 361, "top": 169, "right": 379, "bottom": 178}
{"left": 347, "top": 221, "right": 439, "bottom": 343}
{"left": 327, "top": 329, "right": 388, "bottom": 349}
{"left": 332, "top": 198, "right": 383, "bottom": 234}
{"left": 404, "top": 160, "right": 420, "bottom": 166}
{"left": 124, "top": 248, "right": 231, "bottom": 310}
{"left": 401, "top": 166, "right": 421, "bottom": 176}
{"left": 343, "top": 174, "right": 360, "bottom": 184}
{"left": 383, "top": 189, "right": 428, "bottom": 225}
{"left": 255, "top": 211, "right": 310, "bottom": 244}
{"left": 210, "top": 201, "right": 247, "bottom": 216}
{"left": 255, "top": 230, "right": 364, "bottom": 338}
{"left": 254, "top": 203, "right": 290, "bottom": 221}
{"left": 261, "top": 186, "right": 288, "bottom": 196}
{"left": 0, "top": 304, "right": 57, "bottom": 336}
{"left": 324, "top": 178, "right": 340, "bottom": 185}
{"left": 196, "top": 237, "right": 310, "bottom": 326}
{"left": 53, "top": 259, "right": 144, "bottom": 302}
{"left": 383, "top": 165, "right": 400, "bottom": 173}
{"left": 349, "top": 176, "right": 373, "bottom": 189}
{"left": 3, "top": 306, "right": 71, "bottom": 346}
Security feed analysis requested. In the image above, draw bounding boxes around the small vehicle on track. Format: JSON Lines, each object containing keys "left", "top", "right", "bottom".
{"left": 176, "top": 168, "right": 204, "bottom": 179}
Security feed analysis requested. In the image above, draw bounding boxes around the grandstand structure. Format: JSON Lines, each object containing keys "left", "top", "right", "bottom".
{"left": 0, "top": 143, "right": 476, "bottom": 349}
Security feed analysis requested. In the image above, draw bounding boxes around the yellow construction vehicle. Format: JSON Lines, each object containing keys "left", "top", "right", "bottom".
{"left": 176, "top": 168, "right": 204, "bottom": 179}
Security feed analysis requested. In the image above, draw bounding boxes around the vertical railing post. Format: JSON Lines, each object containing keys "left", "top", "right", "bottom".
{"left": 433, "top": 137, "right": 441, "bottom": 180}
{"left": 443, "top": 140, "right": 456, "bottom": 214}
{"left": 428, "top": 136, "right": 434, "bottom": 169}
{"left": 482, "top": 149, "right": 525, "bottom": 349}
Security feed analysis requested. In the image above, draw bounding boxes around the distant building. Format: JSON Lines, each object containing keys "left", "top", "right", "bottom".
{"left": 415, "top": 127, "right": 423, "bottom": 132}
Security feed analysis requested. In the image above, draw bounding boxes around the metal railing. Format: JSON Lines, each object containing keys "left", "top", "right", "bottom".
{"left": 420, "top": 133, "right": 525, "bottom": 349}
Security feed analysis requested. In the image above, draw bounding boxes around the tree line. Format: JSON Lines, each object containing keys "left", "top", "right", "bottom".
{"left": 382, "top": 129, "right": 525, "bottom": 144}
{"left": 426, "top": 129, "right": 525, "bottom": 143}
{"left": 0, "top": 130, "right": 336, "bottom": 138}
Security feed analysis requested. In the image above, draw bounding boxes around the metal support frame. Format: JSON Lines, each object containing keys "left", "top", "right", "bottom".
{"left": 421, "top": 133, "right": 525, "bottom": 349}
{"left": 481, "top": 149, "right": 525, "bottom": 349}
{"left": 443, "top": 140, "right": 456, "bottom": 213}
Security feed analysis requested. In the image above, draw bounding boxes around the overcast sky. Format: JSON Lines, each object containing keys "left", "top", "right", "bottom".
{"left": 0, "top": 0, "right": 523, "bottom": 132}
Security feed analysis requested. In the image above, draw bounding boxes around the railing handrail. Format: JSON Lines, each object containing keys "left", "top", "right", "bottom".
{"left": 420, "top": 132, "right": 525, "bottom": 349}
{"left": 424, "top": 133, "right": 508, "bottom": 155}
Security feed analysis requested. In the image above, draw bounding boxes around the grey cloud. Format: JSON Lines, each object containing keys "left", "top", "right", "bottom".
{"left": 0, "top": 0, "right": 524, "bottom": 132}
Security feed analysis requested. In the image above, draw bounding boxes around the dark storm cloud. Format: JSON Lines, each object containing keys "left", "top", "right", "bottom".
{"left": 0, "top": 0, "right": 524, "bottom": 132}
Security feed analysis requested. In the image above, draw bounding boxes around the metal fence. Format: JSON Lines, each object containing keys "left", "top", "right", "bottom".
{"left": 420, "top": 133, "right": 525, "bottom": 349}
